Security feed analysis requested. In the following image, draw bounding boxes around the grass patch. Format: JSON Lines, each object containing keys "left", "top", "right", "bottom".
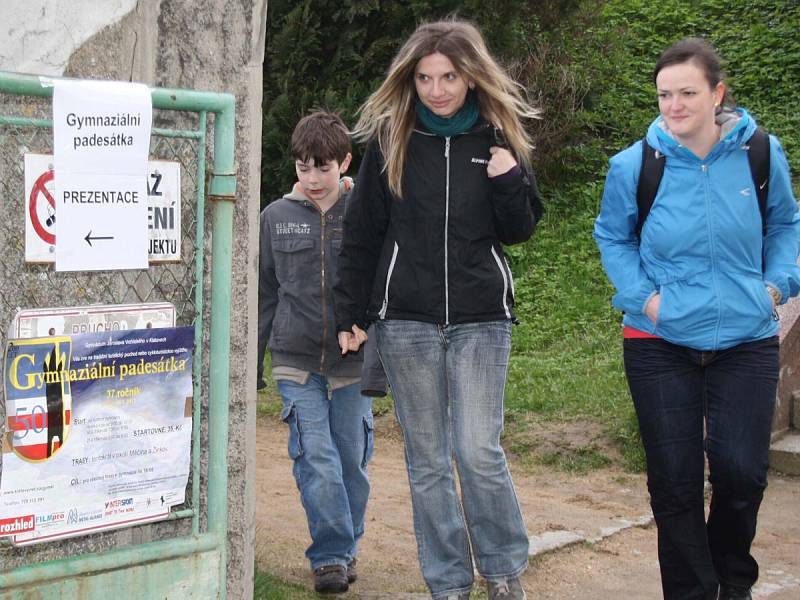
{"left": 254, "top": 570, "right": 317, "bottom": 600}
{"left": 257, "top": 388, "right": 282, "bottom": 420}
{"left": 504, "top": 181, "right": 645, "bottom": 472}
{"left": 535, "top": 445, "right": 612, "bottom": 474}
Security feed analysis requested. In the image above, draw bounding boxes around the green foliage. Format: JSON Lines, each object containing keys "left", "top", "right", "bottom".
{"left": 261, "top": 0, "right": 587, "bottom": 204}
{"left": 556, "top": 0, "right": 800, "bottom": 182}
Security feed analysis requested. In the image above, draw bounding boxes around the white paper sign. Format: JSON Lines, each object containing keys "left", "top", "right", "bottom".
{"left": 53, "top": 79, "right": 152, "bottom": 271}
{"left": 24, "top": 155, "right": 182, "bottom": 263}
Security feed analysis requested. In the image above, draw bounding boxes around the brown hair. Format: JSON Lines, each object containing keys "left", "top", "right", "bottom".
{"left": 352, "top": 18, "right": 540, "bottom": 198}
{"left": 291, "top": 111, "right": 352, "bottom": 166}
{"left": 654, "top": 38, "right": 735, "bottom": 107}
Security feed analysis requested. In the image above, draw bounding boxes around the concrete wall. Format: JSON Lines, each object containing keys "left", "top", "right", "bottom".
{"left": 0, "top": 2, "right": 266, "bottom": 598}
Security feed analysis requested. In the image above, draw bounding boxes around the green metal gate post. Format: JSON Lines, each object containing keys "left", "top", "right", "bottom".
{"left": 0, "top": 71, "right": 236, "bottom": 598}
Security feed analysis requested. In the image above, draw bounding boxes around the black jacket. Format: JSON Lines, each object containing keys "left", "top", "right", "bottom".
{"left": 334, "top": 119, "right": 543, "bottom": 331}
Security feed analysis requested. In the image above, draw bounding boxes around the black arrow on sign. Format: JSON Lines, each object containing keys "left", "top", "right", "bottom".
{"left": 84, "top": 231, "right": 114, "bottom": 247}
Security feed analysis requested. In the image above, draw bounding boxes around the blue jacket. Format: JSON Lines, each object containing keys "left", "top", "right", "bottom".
{"left": 594, "top": 108, "right": 800, "bottom": 350}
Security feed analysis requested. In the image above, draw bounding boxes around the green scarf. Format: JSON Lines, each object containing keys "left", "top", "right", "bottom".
{"left": 415, "top": 90, "right": 480, "bottom": 137}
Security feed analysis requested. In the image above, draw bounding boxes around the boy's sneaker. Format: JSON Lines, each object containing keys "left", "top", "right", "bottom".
{"left": 346, "top": 557, "right": 357, "bottom": 583}
{"left": 313, "top": 565, "right": 349, "bottom": 594}
{"left": 487, "top": 577, "right": 527, "bottom": 600}
{"left": 442, "top": 594, "right": 470, "bottom": 600}
{"left": 718, "top": 584, "right": 752, "bottom": 599}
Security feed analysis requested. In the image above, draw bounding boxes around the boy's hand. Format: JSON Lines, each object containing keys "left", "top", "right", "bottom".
{"left": 339, "top": 324, "right": 368, "bottom": 355}
{"left": 487, "top": 146, "right": 516, "bottom": 178}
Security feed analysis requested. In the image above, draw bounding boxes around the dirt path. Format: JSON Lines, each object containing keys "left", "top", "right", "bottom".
{"left": 255, "top": 415, "right": 800, "bottom": 599}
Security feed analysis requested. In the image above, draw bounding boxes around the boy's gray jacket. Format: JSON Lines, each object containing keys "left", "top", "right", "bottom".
{"left": 258, "top": 183, "right": 369, "bottom": 378}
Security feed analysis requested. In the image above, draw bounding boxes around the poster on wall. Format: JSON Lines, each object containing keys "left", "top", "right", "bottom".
{"left": 0, "top": 326, "right": 194, "bottom": 545}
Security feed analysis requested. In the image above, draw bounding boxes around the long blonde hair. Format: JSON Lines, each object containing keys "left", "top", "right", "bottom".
{"left": 352, "top": 18, "right": 540, "bottom": 198}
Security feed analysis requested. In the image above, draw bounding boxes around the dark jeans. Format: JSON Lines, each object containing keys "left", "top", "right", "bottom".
{"left": 623, "top": 336, "right": 778, "bottom": 600}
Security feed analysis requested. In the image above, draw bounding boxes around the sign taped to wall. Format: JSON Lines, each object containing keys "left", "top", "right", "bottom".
{"left": 0, "top": 326, "right": 194, "bottom": 545}
{"left": 52, "top": 79, "right": 152, "bottom": 272}
{"left": 24, "top": 154, "right": 182, "bottom": 263}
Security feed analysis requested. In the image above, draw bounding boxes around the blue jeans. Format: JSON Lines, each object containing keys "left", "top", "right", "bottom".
{"left": 278, "top": 375, "right": 374, "bottom": 570}
{"left": 624, "top": 336, "right": 778, "bottom": 600}
{"left": 376, "top": 319, "right": 529, "bottom": 598}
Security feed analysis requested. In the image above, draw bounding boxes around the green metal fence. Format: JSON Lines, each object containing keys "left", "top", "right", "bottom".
{"left": 0, "top": 71, "right": 235, "bottom": 598}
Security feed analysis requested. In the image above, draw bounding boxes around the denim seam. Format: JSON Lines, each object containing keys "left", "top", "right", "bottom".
{"left": 431, "top": 583, "right": 473, "bottom": 599}
{"left": 480, "top": 559, "right": 529, "bottom": 582}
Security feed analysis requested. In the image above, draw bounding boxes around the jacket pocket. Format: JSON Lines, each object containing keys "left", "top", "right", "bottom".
{"left": 273, "top": 237, "right": 314, "bottom": 283}
{"left": 378, "top": 242, "right": 399, "bottom": 319}
{"left": 654, "top": 273, "right": 714, "bottom": 342}
{"left": 717, "top": 272, "right": 775, "bottom": 339}
{"left": 490, "top": 245, "right": 512, "bottom": 319}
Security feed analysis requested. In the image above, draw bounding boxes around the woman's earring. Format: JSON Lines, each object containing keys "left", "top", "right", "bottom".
{"left": 468, "top": 82, "right": 475, "bottom": 90}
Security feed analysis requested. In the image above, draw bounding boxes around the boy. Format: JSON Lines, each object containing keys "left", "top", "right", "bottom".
{"left": 257, "top": 112, "right": 373, "bottom": 594}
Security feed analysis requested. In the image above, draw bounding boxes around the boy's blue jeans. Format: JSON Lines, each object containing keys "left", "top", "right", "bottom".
{"left": 375, "top": 319, "right": 529, "bottom": 599}
{"left": 278, "top": 375, "right": 373, "bottom": 571}
{"left": 624, "top": 336, "right": 778, "bottom": 600}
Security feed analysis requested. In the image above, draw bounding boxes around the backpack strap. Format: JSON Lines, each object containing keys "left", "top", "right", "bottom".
{"left": 746, "top": 127, "right": 770, "bottom": 237}
{"left": 635, "top": 138, "right": 665, "bottom": 237}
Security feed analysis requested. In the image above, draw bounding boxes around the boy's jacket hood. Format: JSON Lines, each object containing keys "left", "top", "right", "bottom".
{"left": 283, "top": 176, "right": 354, "bottom": 203}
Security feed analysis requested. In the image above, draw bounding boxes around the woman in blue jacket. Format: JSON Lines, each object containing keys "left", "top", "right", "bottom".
{"left": 594, "top": 38, "right": 800, "bottom": 600}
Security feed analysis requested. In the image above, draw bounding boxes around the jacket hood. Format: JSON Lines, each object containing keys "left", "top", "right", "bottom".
{"left": 645, "top": 107, "right": 757, "bottom": 160}
{"left": 282, "top": 176, "right": 354, "bottom": 202}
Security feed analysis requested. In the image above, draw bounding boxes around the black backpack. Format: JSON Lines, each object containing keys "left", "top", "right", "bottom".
{"left": 635, "top": 128, "right": 771, "bottom": 239}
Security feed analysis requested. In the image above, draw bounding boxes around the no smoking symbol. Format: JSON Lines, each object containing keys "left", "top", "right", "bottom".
{"left": 29, "top": 169, "right": 56, "bottom": 245}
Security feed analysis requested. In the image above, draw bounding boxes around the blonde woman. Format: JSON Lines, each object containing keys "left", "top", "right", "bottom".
{"left": 334, "top": 19, "right": 543, "bottom": 600}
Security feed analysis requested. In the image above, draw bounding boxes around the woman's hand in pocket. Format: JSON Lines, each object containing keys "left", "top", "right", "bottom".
{"left": 645, "top": 293, "right": 661, "bottom": 324}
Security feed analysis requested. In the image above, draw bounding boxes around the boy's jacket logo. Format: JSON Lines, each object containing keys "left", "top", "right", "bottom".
{"left": 275, "top": 222, "right": 311, "bottom": 235}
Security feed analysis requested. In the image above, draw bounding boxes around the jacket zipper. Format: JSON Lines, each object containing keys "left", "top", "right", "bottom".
{"left": 379, "top": 242, "right": 399, "bottom": 319}
{"left": 319, "top": 210, "right": 326, "bottom": 373}
{"left": 491, "top": 246, "right": 511, "bottom": 319}
{"left": 701, "top": 163, "right": 722, "bottom": 348}
{"left": 444, "top": 136, "right": 451, "bottom": 325}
